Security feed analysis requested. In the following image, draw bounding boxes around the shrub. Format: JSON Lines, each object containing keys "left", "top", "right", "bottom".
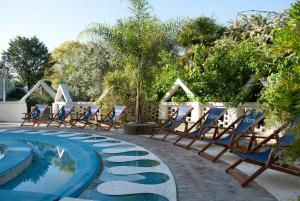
{"left": 6, "top": 88, "right": 26, "bottom": 101}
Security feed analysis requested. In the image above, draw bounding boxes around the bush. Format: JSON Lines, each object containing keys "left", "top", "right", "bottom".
{"left": 26, "top": 93, "right": 52, "bottom": 112}
{"left": 6, "top": 88, "right": 26, "bottom": 101}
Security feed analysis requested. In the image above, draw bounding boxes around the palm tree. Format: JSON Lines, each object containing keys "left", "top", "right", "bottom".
{"left": 81, "top": 0, "right": 177, "bottom": 123}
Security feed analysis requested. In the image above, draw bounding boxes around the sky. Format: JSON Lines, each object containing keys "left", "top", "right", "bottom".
{"left": 0, "top": 0, "right": 297, "bottom": 53}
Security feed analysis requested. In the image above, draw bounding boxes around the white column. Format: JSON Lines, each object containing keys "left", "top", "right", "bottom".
{"left": 2, "top": 78, "right": 5, "bottom": 102}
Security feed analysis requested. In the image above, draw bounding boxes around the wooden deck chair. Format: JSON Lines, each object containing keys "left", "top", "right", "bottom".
{"left": 226, "top": 115, "right": 300, "bottom": 187}
{"left": 71, "top": 104, "right": 100, "bottom": 129}
{"left": 20, "top": 104, "right": 48, "bottom": 127}
{"left": 150, "top": 105, "right": 194, "bottom": 141}
{"left": 47, "top": 103, "right": 74, "bottom": 127}
{"left": 173, "top": 107, "right": 226, "bottom": 149}
{"left": 95, "top": 105, "right": 126, "bottom": 131}
{"left": 198, "top": 110, "right": 265, "bottom": 162}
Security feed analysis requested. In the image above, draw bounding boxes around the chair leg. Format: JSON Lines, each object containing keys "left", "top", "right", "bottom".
{"left": 20, "top": 120, "right": 25, "bottom": 126}
{"left": 149, "top": 129, "right": 160, "bottom": 139}
{"left": 198, "top": 142, "right": 216, "bottom": 161}
{"left": 226, "top": 159, "right": 243, "bottom": 173}
{"left": 46, "top": 120, "right": 52, "bottom": 127}
{"left": 212, "top": 147, "right": 229, "bottom": 163}
{"left": 71, "top": 120, "right": 77, "bottom": 128}
{"left": 57, "top": 121, "right": 63, "bottom": 128}
{"left": 161, "top": 132, "right": 171, "bottom": 141}
{"left": 185, "top": 139, "right": 197, "bottom": 149}
{"left": 241, "top": 166, "right": 267, "bottom": 187}
{"left": 198, "top": 142, "right": 212, "bottom": 154}
{"left": 32, "top": 120, "right": 37, "bottom": 127}
{"left": 95, "top": 123, "right": 100, "bottom": 130}
{"left": 173, "top": 136, "right": 183, "bottom": 145}
{"left": 82, "top": 122, "right": 88, "bottom": 129}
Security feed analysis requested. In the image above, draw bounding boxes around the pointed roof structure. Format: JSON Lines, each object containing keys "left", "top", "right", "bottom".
{"left": 55, "top": 84, "right": 72, "bottom": 103}
{"left": 160, "top": 78, "right": 195, "bottom": 103}
{"left": 20, "top": 80, "right": 56, "bottom": 102}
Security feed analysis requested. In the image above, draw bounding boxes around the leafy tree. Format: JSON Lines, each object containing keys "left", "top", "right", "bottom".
{"left": 258, "top": 1, "right": 300, "bottom": 161}
{"left": 177, "top": 16, "right": 227, "bottom": 48}
{"left": 3, "top": 36, "right": 50, "bottom": 89}
{"left": 260, "top": 1, "right": 300, "bottom": 122}
{"left": 51, "top": 41, "right": 113, "bottom": 101}
{"left": 82, "top": 0, "right": 177, "bottom": 122}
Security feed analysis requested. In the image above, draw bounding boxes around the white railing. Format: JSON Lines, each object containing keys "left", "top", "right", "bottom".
{"left": 159, "top": 102, "right": 266, "bottom": 133}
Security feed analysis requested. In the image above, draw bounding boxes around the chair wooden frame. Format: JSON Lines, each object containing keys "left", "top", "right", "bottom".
{"left": 71, "top": 105, "right": 100, "bottom": 129}
{"left": 226, "top": 122, "right": 300, "bottom": 187}
{"left": 20, "top": 104, "right": 48, "bottom": 127}
{"left": 47, "top": 104, "right": 75, "bottom": 127}
{"left": 198, "top": 110, "right": 265, "bottom": 162}
{"left": 173, "top": 108, "right": 226, "bottom": 149}
{"left": 95, "top": 106, "right": 126, "bottom": 131}
{"left": 149, "top": 106, "right": 194, "bottom": 141}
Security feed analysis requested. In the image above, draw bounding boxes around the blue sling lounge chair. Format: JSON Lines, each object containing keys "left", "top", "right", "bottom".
{"left": 21, "top": 104, "right": 48, "bottom": 127}
{"left": 150, "top": 105, "right": 194, "bottom": 141}
{"left": 95, "top": 105, "right": 126, "bottom": 131}
{"left": 226, "top": 116, "right": 300, "bottom": 187}
{"left": 198, "top": 110, "right": 265, "bottom": 162}
{"left": 47, "top": 103, "right": 74, "bottom": 127}
{"left": 173, "top": 107, "right": 226, "bottom": 149}
{"left": 71, "top": 104, "right": 100, "bottom": 129}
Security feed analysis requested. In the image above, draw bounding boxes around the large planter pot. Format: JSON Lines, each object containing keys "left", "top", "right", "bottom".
{"left": 124, "top": 122, "right": 159, "bottom": 135}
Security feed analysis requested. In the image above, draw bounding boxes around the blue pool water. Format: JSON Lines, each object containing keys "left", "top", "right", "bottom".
{"left": 0, "top": 141, "right": 75, "bottom": 193}
{"left": 105, "top": 159, "right": 160, "bottom": 168}
{"left": 102, "top": 150, "right": 149, "bottom": 157}
{"left": 0, "top": 131, "right": 172, "bottom": 201}
{"left": 85, "top": 137, "right": 106, "bottom": 140}
{"left": 88, "top": 193, "right": 169, "bottom": 201}
{"left": 0, "top": 145, "right": 6, "bottom": 160}
{"left": 100, "top": 171, "right": 169, "bottom": 184}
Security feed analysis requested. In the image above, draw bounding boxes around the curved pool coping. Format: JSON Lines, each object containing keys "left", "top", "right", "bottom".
{"left": 0, "top": 139, "right": 32, "bottom": 185}
{"left": 0, "top": 131, "right": 100, "bottom": 199}
{"left": 0, "top": 130, "right": 177, "bottom": 201}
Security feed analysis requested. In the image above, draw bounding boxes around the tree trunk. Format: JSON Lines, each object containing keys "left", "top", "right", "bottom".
{"left": 135, "top": 80, "right": 142, "bottom": 123}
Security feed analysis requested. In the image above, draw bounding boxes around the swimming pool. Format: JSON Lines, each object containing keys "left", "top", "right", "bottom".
{"left": 0, "top": 144, "right": 5, "bottom": 160}
{"left": 0, "top": 141, "right": 75, "bottom": 193}
{"left": 0, "top": 130, "right": 176, "bottom": 201}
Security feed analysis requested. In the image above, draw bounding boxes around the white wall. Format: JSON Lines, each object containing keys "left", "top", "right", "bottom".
{"left": 0, "top": 75, "right": 15, "bottom": 99}
{"left": 0, "top": 101, "right": 27, "bottom": 122}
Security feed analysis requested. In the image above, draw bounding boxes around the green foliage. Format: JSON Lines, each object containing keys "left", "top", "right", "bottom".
{"left": 14, "top": 80, "right": 26, "bottom": 88}
{"left": 6, "top": 88, "right": 26, "bottom": 101}
{"left": 259, "top": 1, "right": 300, "bottom": 161}
{"left": 82, "top": 0, "right": 177, "bottom": 122}
{"left": 3, "top": 36, "right": 50, "bottom": 89}
{"left": 260, "top": 66, "right": 300, "bottom": 122}
{"left": 26, "top": 92, "right": 52, "bottom": 112}
{"left": 260, "top": 1, "right": 300, "bottom": 123}
{"left": 284, "top": 137, "right": 300, "bottom": 162}
{"left": 177, "top": 16, "right": 227, "bottom": 47}
{"left": 51, "top": 41, "right": 113, "bottom": 101}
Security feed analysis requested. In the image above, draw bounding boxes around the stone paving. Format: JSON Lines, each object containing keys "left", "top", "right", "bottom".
{"left": 1, "top": 124, "right": 297, "bottom": 201}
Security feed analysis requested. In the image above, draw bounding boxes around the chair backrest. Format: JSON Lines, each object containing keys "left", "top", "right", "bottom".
{"left": 83, "top": 104, "right": 99, "bottom": 122}
{"left": 58, "top": 103, "right": 73, "bottom": 120}
{"left": 203, "top": 108, "right": 226, "bottom": 126}
{"left": 171, "top": 105, "right": 193, "bottom": 128}
{"left": 197, "top": 107, "right": 226, "bottom": 135}
{"left": 108, "top": 106, "right": 126, "bottom": 122}
{"left": 234, "top": 110, "right": 264, "bottom": 141}
{"left": 31, "top": 104, "right": 48, "bottom": 119}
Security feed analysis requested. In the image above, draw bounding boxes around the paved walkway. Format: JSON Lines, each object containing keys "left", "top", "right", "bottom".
{"left": 1, "top": 124, "right": 299, "bottom": 200}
